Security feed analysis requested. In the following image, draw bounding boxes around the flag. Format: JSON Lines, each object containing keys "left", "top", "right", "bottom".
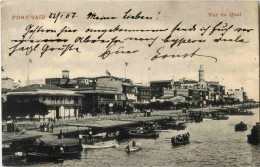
{"left": 1, "top": 66, "right": 4, "bottom": 72}
{"left": 106, "top": 69, "right": 111, "bottom": 77}
{"left": 29, "top": 58, "right": 32, "bottom": 63}
{"left": 125, "top": 62, "right": 128, "bottom": 66}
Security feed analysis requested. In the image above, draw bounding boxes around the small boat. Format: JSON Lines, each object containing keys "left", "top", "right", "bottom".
{"left": 247, "top": 123, "right": 260, "bottom": 145}
{"left": 125, "top": 143, "right": 141, "bottom": 153}
{"left": 26, "top": 152, "right": 64, "bottom": 162}
{"left": 23, "top": 140, "right": 83, "bottom": 161}
{"left": 82, "top": 140, "right": 119, "bottom": 149}
{"left": 172, "top": 121, "right": 187, "bottom": 130}
{"left": 235, "top": 122, "right": 247, "bottom": 131}
{"left": 128, "top": 131, "right": 159, "bottom": 139}
{"left": 171, "top": 133, "right": 190, "bottom": 147}
{"left": 212, "top": 113, "right": 229, "bottom": 120}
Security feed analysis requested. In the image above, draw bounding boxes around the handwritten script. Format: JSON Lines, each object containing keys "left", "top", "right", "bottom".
{"left": 9, "top": 10, "right": 254, "bottom": 62}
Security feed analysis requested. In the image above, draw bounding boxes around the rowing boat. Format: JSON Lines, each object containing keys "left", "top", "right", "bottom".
{"left": 82, "top": 140, "right": 119, "bottom": 149}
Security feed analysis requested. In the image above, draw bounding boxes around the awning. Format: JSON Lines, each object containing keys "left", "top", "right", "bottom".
{"left": 75, "top": 90, "right": 123, "bottom": 95}
{"left": 160, "top": 95, "right": 174, "bottom": 99}
{"left": 7, "top": 92, "right": 84, "bottom": 97}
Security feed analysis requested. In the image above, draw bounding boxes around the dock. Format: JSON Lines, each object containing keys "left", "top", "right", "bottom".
{"left": 2, "top": 133, "right": 42, "bottom": 144}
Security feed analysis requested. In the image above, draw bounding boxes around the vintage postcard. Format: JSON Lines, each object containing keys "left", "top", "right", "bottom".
{"left": 1, "top": 0, "right": 259, "bottom": 166}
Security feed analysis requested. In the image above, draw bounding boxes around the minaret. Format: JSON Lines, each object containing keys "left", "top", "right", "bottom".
{"left": 199, "top": 65, "right": 204, "bottom": 82}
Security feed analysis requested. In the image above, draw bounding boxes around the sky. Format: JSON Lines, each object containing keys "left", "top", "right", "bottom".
{"left": 1, "top": 1, "right": 259, "bottom": 101}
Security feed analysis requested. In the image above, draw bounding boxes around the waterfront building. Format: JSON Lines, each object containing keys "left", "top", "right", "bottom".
{"left": 70, "top": 86, "right": 124, "bottom": 114}
{"left": 96, "top": 76, "right": 124, "bottom": 92}
{"left": 135, "top": 83, "right": 151, "bottom": 103}
{"left": 2, "top": 77, "right": 14, "bottom": 90}
{"left": 27, "top": 79, "right": 45, "bottom": 85}
{"left": 150, "top": 79, "right": 174, "bottom": 99}
{"left": 96, "top": 76, "right": 138, "bottom": 105}
{"left": 73, "top": 77, "right": 97, "bottom": 86}
{"left": 2, "top": 77, "right": 14, "bottom": 102}
{"left": 173, "top": 78, "right": 199, "bottom": 89}
{"left": 6, "top": 84, "right": 83, "bottom": 119}
{"left": 226, "top": 87, "right": 245, "bottom": 102}
{"left": 45, "top": 70, "right": 75, "bottom": 87}
{"left": 207, "top": 81, "right": 225, "bottom": 102}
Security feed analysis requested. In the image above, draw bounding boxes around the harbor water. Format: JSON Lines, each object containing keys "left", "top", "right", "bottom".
{"left": 4, "top": 108, "right": 260, "bottom": 166}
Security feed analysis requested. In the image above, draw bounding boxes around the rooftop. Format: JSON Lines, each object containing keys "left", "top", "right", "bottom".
{"left": 150, "top": 80, "right": 172, "bottom": 83}
{"left": 10, "top": 84, "right": 66, "bottom": 92}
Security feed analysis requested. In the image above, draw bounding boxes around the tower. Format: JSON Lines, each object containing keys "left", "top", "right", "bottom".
{"left": 199, "top": 65, "right": 204, "bottom": 82}
{"left": 62, "top": 70, "right": 69, "bottom": 79}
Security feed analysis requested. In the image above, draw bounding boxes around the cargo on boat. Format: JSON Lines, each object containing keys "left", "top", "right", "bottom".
{"left": 171, "top": 132, "right": 190, "bottom": 147}
{"left": 235, "top": 121, "right": 247, "bottom": 131}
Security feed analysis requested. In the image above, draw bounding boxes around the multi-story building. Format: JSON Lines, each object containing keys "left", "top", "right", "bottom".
{"left": 207, "top": 81, "right": 225, "bottom": 101}
{"left": 71, "top": 86, "right": 124, "bottom": 114}
{"left": 73, "top": 77, "right": 97, "bottom": 86}
{"left": 6, "top": 84, "right": 83, "bottom": 119}
{"left": 135, "top": 83, "right": 151, "bottom": 103}
{"left": 150, "top": 80, "right": 173, "bottom": 99}
{"left": 173, "top": 78, "right": 199, "bottom": 89}
{"left": 45, "top": 70, "right": 73, "bottom": 87}
{"left": 2, "top": 77, "right": 14, "bottom": 101}
{"left": 226, "top": 87, "right": 245, "bottom": 102}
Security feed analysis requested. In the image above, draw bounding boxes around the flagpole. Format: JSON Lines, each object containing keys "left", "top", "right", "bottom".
{"left": 125, "top": 62, "right": 127, "bottom": 79}
{"left": 27, "top": 59, "right": 29, "bottom": 85}
{"left": 148, "top": 68, "right": 150, "bottom": 84}
{"left": 141, "top": 67, "right": 143, "bottom": 84}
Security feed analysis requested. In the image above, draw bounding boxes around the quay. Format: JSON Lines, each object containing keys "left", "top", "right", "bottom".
{"left": 2, "top": 104, "right": 258, "bottom": 145}
{"left": 2, "top": 133, "right": 42, "bottom": 144}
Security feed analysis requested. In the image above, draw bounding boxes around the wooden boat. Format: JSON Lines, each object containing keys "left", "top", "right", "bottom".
{"left": 212, "top": 113, "right": 229, "bottom": 120}
{"left": 171, "top": 133, "right": 190, "bottom": 147}
{"left": 23, "top": 140, "right": 83, "bottom": 161}
{"left": 247, "top": 123, "right": 260, "bottom": 145}
{"left": 26, "top": 152, "right": 64, "bottom": 162}
{"left": 128, "top": 130, "right": 159, "bottom": 139}
{"left": 172, "top": 121, "right": 187, "bottom": 130}
{"left": 82, "top": 140, "right": 119, "bottom": 149}
{"left": 235, "top": 122, "right": 247, "bottom": 131}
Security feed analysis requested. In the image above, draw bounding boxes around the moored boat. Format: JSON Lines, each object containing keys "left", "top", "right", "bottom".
{"left": 128, "top": 130, "right": 159, "bottom": 139}
{"left": 23, "top": 140, "right": 83, "bottom": 161}
{"left": 172, "top": 121, "right": 187, "bottom": 130}
{"left": 82, "top": 140, "right": 119, "bottom": 149}
{"left": 26, "top": 152, "right": 64, "bottom": 162}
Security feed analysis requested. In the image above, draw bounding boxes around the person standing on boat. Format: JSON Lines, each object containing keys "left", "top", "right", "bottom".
{"left": 59, "top": 129, "right": 63, "bottom": 139}
{"left": 132, "top": 140, "right": 136, "bottom": 147}
{"left": 50, "top": 124, "right": 54, "bottom": 133}
{"left": 79, "top": 133, "right": 83, "bottom": 144}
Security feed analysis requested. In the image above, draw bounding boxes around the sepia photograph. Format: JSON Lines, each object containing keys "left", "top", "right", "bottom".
{"left": 1, "top": 0, "right": 260, "bottom": 166}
